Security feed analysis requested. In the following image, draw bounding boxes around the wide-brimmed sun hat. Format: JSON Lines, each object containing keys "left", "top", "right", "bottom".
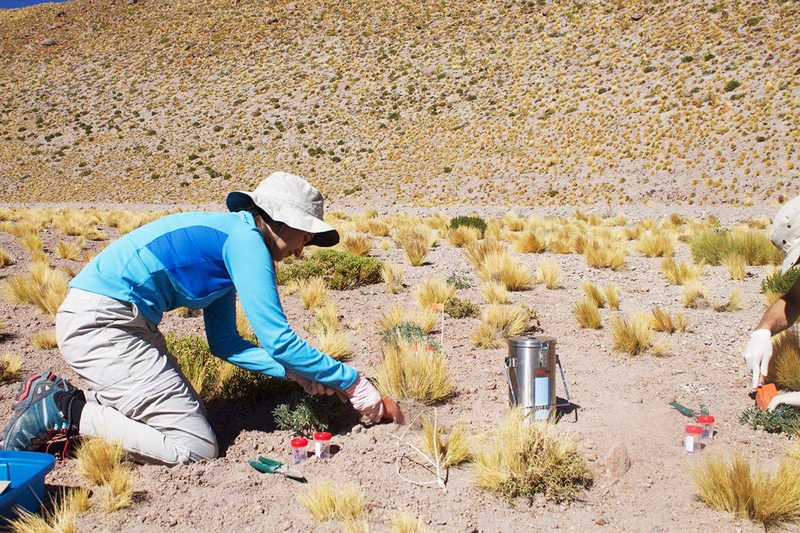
{"left": 226, "top": 172, "right": 339, "bottom": 247}
{"left": 770, "top": 195, "right": 800, "bottom": 275}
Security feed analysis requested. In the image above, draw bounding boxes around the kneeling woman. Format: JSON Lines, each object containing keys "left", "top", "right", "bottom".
{"left": 2, "top": 172, "right": 384, "bottom": 465}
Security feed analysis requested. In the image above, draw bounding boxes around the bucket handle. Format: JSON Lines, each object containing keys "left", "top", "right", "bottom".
{"left": 504, "top": 356, "right": 517, "bottom": 406}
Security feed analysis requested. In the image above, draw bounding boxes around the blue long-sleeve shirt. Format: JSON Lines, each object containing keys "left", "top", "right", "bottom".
{"left": 70, "top": 211, "right": 358, "bottom": 390}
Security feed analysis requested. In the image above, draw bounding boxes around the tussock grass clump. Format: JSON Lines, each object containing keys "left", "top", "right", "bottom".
{"left": 376, "top": 341, "right": 452, "bottom": 405}
{"left": 691, "top": 227, "right": 782, "bottom": 266}
{"left": 722, "top": 252, "right": 747, "bottom": 280}
{"left": 299, "top": 479, "right": 365, "bottom": 522}
{"left": 389, "top": 511, "right": 428, "bottom": 533}
{"left": 98, "top": 463, "right": 135, "bottom": 513}
{"left": 0, "top": 248, "right": 13, "bottom": 267}
{"left": 481, "top": 280, "right": 510, "bottom": 304}
{"left": 584, "top": 241, "right": 626, "bottom": 270}
{"left": 636, "top": 230, "right": 676, "bottom": 257}
{"left": 397, "top": 226, "right": 435, "bottom": 266}
{"left": 20, "top": 233, "right": 44, "bottom": 254}
{"left": 683, "top": 280, "right": 710, "bottom": 308}
{"left": 313, "top": 329, "right": 352, "bottom": 361}
{"left": 513, "top": 229, "right": 545, "bottom": 253}
{"left": 472, "top": 305, "right": 538, "bottom": 348}
{"left": 692, "top": 453, "right": 800, "bottom": 527}
{"left": 581, "top": 281, "right": 605, "bottom": 307}
{"left": 714, "top": 290, "right": 743, "bottom": 312}
{"left": 536, "top": 259, "right": 561, "bottom": 289}
{"left": 0, "top": 352, "right": 23, "bottom": 383}
{"left": 443, "top": 296, "right": 479, "bottom": 319}
{"left": 472, "top": 409, "right": 593, "bottom": 502}
{"left": 649, "top": 307, "right": 688, "bottom": 333}
{"left": 419, "top": 417, "right": 471, "bottom": 469}
{"left": 8, "top": 489, "right": 86, "bottom": 532}
{"left": 55, "top": 240, "right": 83, "bottom": 260}
{"left": 767, "top": 327, "right": 800, "bottom": 391}
{"left": 660, "top": 258, "right": 704, "bottom": 285}
{"left": 381, "top": 263, "right": 405, "bottom": 294}
{"left": 444, "top": 225, "right": 481, "bottom": 248}
{"left": 298, "top": 276, "right": 329, "bottom": 310}
{"left": 762, "top": 266, "right": 800, "bottom": 301}
{"left": 31, "top": 330, "right": 58, "bottom": 349}
{"left": 611, "top": 313, "right": 668, "bottom": 356}
{"left": 2, "top": 263, "right": 69, "bottom": 315}
{"left": 76, "top": 438, "right": 134, "bottom": 514}
{"left": 464, "top": 239, "right": 505, "bottom": 268}
{"left": 573, "top": 300, "right": 602, "bottom": 329}
{"left": 379, "top": 306, "right": 438, "bottom": 336}
{"left": 277, "top": 250, "right": 382, "bottom": 290}
{"left": 415, "top": 278, "right": 456, "bottom": 309}
{"left": 340, "top": 234, "right": 372, "bottom": 256}
{"left": 603, "top": 283, "right": 620, "bottom": 310}
{"left": 476, "top": 251, "right": 533, "bottom": 291}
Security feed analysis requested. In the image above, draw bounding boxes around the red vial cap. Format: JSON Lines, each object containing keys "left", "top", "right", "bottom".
{"left": 685, "top": 425, "right": 703, "bottom": 435}
{"left": 314, "top": 432, "right": 332, "bottom": 441}
{"left": 697, "top": 415, "right": 715, "bottom": 424}
{"left": 291, "top": 437, "right": 309, "bottom": 448}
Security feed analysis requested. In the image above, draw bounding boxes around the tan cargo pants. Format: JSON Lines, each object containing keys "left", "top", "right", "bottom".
{"left": 55, "top": 288, "right": 218, "bottom": 465}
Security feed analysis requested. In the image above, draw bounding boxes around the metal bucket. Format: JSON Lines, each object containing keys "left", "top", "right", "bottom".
{"left": 505, "top": 336, "right": 557, "bottom": 421}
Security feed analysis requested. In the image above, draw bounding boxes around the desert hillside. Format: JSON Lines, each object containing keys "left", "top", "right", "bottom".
{"left": 0, "top": 0, "right": 798, "bottom": 206}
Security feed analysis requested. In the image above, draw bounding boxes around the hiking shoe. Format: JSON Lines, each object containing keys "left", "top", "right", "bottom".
{"left": 1, "top": 371, "right": 80, "bottom": 453}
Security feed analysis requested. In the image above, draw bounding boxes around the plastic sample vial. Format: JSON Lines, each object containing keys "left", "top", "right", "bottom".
{"left": 696, "top": 415, "right": 715, "bottom": 445}
{"left": 684, "top": 425, "right": 703, "bottom": 453}
{"left": 314, "top": 432, "right": 332, "bottom": 459}
{"left": 291, "top": 437, "right": 309, "bottom": 465}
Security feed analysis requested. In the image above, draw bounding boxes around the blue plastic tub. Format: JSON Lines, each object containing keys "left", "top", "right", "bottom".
{"left": 0, "top": 451, "right": 56, "bottom": 519}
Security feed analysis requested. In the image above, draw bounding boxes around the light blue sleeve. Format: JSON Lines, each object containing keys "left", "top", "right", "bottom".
{"left": 219, "top": 226, "right": 359, "bottom": 390}
{"left": 203, "top": 290, "right": 287, "bottom": 378}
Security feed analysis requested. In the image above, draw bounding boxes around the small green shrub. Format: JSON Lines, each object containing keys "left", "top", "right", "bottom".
{"left": 446, "top": 273, "right": 471, "bottom": 289}
{"left": 444, "top": 297, "right": 479, "bottom": 319}
{"left": 762, "top": 266, "right": 800, "bottom": 295}
{"left": 740, "top": 406, "right": 800, "bottom": 434}
{"left": 691, "top": 228, "right": 782, "bottom": 266}
{"left": 380, "top": 322, "right": 439, "bottom": 350}
{"left": 277, "top": 250, "right": 382, "bottom": 290}
{"left": 724, "top": 80, "right": 741, "bottom": 92}
{"left": 449, "top": 215, "right": 487, "bottom": 237}
{"left": 272, "top": 396, "right": 351, "bottom": 437}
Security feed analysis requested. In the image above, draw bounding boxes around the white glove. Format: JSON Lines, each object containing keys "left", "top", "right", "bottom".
{"left": 345, "top": 373, "right": 384, "bottom": 422}
{"left": 768, "top": 392, "right": 800, "bottom": 411}
{"left": 743, "top": 329, "right": 773, "bottom": 389}
{"left": 286, "top": 370, "right": 337, "bottom": 396}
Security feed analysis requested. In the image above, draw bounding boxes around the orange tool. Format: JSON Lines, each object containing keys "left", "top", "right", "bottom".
{"left": 381, "top": 397, "right": 405, "bottom": 425}
{"left": 756, "top": 383, "right": 778, "bottom": 411}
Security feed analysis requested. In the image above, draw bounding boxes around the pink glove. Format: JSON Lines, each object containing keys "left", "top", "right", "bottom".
{"left": 346, "top": 373, "right": 384, "bottom": 422}
{"left": 286, "top": 370, "right": 337, "bottom": 396}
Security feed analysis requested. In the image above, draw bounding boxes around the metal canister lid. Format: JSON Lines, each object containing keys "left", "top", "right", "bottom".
{"left": 507, "top": 336, "right": 556, "bottom": 348}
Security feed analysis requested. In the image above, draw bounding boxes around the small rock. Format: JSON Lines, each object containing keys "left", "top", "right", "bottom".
{"left": 595, "top": 517, "right": 608, "bottom": 526}
{"left": 605, "top": 442, "right": 631, "bottom": 479}
{"left": 39, "top": 39, "right": 56, "bottom": 46}
{"left": 630, "top": 12, "right": 643, "bottom": 21}
{"left": 267, "top": 16, "right": 279, "bottom": 24}
{"left": 168, "top": 518, "right": 178, "bottom": 527}
{"left": 586, "top": 451, "right": 598, "bottom": 462}
{"left": 540, "top": 5, "right": 551, "bottom": 15}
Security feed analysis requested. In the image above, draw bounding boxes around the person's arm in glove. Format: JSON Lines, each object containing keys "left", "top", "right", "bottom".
{"left": 345, "top": 373, "right": 384, "bottom": 422}
{"left": 744, "top": 276, "right": 800, "bottom": 387}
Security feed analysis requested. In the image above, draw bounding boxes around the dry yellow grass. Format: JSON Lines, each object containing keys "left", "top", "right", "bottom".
{"left": 0, "top": 352, "right": 23, "bottom": 383}
{"left": 397, "top": 226, "right": 435, "bottom": 266}
{"left": 389, "top": 511, "right": 428, "bottom": 533}
{"left": 0, "top": 247, "right": 13, "bottom": 267}
{"left": 682, "top": 279, "right": 710, "bottom": 308}
{"left": 722, "top": 252, "right": 747, "bottom": 280}
{"left": 636, "top": 230, "right": 676, "bottom": 257}
{"left": 714, "top": 290, "right": 743, "bottom": 313}
{"left": 8, "top": 490, "right": 81, "bottom": 533}
{"left": 649, "top": 307, "right": 688, "bottom": 333}
{"left": 472, "top": 304, "right": 534, "bottom": 348}
{"left": 298, "top": 276, "right": 329, "bottom": 310}
{"left": 419, "top": 417, "right": 471, "bottom": 469}
{"left": 513, "top": 229, "right": 545, "bottom": 254}
{"left": 767, "top": 328, "right": 800, "bottom": 391}
{"left": 76, "top": 438, "right": 126, "bottom": 486}
{"left": 298, "top": 479, "right": 365, "bottom": 522}
{"left": 20, "top": 233, "right": 44, "bottom": 254}
{"left": 573, "top": 299, "right": 602, "bottom": 329}
{"left": 97, "top": 463, "right": 134, "bottom": 513}
{"left": 472, "top": 409, "right": 592, "bottom": 502}
{"left": 314, "top": 329, "right": 352, "bottom": 361}
{"left": 55, "top": 240, "right": 83, "bottom": 260}
{"left": 536, "top": 259, "right": 561, "bottom": 289}
{"left": 476, "top": 251, "right": 533, "bottom": 291}
{"left": 235, "top": 300, "right": 255, "bottom": 340}
{"left": 581, "top": 281, "right": 605, "bottom": 307}
{"left": 584, "top": 241, "right": 626, "bottom": 270}
{"left": 415, "top": 278, "right": 455, "bottom": 309}
{"left": 31, "top": 330, "right": 58, "bottom": 350}
{"left": 660, "top": 258, "right": 704, "bottom": 285}
{"left": 692, "top": 453, "right": 800, "bottom": 527}
{"left": 611, "top": 313, "right": 669, "bottom": 356}
{"left": 603, "top": 283, "right": 620, "bottom": 310}
{"left": 341, "top": 234, "right": 372, "bottom": 256}
{"left": 381, "top": 262, "right": 404, "bottom": 294}
{"left": 444, "top": 226, "right": 481, "bottom": 248}
{"left": 2, "top": 263, "right": 69, "bottom": 315}
{"left": 480, "top": 280, "right": 510, "bottom": 305}
{"left": 464, "top": 239, "right": 505, "bottom": 268}
{"left": 376, "top": 341, "right": 452, "bottom": 405}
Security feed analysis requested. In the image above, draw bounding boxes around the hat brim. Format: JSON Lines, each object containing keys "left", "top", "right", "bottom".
{"left": 226, "top": 190, "right": 340, "bottom": 247}
{"left": 781, "top": 242, "right": 800, "bottom": 275}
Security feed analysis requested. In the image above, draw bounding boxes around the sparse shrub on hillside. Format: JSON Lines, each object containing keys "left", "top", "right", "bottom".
{"left": 415, "top": 278, "right": 455, "bottom": 309}
{"left": 0, "top": 248, "right": 13, "bottom": 267}
{"left": 446, "top": 273, "right": 471, "bottom": 289}
{"left": 476, "top": 251, "right": 533, "bottom": 290}
{"left": 381, "top": 262, "right": 405, "bottom": 294}
{"left": 763, "top": 267, "right": 800, "bottom": 298}
{"left": 691, "top": 228, "right": 782, "bottom": 266}
{"left": 449, "top": 215, "right": 486, "bottom": 237}
{"left": 376, "top": 341, "right": 452, "bottom": 405}
{"left": 2, "top": 263, "right": 68, "bottom": 315}
{"left": 443, "top": 296, "right": 479, "bottom": 319}
{"left": 397, "top": 226, "right": 435, "bottom": 266}
{"left": 472, "top": 304, "right": 539, "bottom": 348}
{"left": 341, "top": 234, "right": 372, "bottom": 256}
{"left": 277, "top": 250, "right": 382, "bottom": 290}
{"left": 273, "top": 396, "right": 350, "bottom": 437}
{"left": 481, "top": 280, "right": 510, "bottom": 305}
{"left": 573, "top": 299, "right": 601, "bottom": 329}
{"left": 661, "top": 258, "right": 704, "bottom": 285}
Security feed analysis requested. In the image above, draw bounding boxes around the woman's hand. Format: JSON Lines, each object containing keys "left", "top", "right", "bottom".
{"left": 345, "top": 373, "right": 384, "bottom": 422}
{"left": 286, "top": 369, "right": 337, "bottom": 396}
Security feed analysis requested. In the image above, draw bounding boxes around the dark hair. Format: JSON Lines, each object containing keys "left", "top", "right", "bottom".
{"left": 245, "top": 207, "right": 286, "bottom": 258}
